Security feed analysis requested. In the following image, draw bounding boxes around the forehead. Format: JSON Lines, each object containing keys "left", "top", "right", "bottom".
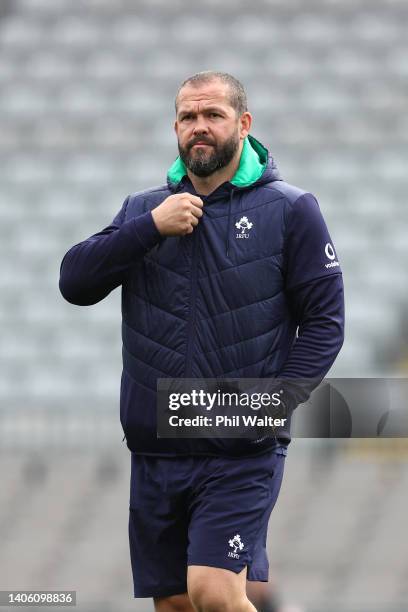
{"left": 177, "top": 80, "right": 232, "bottom": 112}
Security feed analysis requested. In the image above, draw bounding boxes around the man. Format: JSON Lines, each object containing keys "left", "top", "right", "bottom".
{"left": 59, "top": 71, "right": 344, "bottom": 611}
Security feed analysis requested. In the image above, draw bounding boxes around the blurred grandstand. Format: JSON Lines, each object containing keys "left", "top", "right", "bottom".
{"left": 0, "top": 0, "right": 407, "bottom": 611}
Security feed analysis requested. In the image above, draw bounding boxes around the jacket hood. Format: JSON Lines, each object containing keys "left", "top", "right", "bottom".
{"left": 166, "top": 134, "right": 282, "bottom": 193}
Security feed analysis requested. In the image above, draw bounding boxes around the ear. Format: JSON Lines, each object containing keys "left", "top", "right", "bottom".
{"left": 174, "top": 119, "right": 178, "bottom": 135}
{"left": 239, "top": 111, "right": 252, "bottom": 140}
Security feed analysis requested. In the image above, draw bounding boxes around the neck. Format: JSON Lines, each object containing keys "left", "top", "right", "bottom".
{"left": 187, "top": 139, "right": 244, "bottom": 196}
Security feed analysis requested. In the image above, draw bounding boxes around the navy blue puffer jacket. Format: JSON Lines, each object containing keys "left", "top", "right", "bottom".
{"left": 59, "top": 135, "right": 344, "bottom": 456}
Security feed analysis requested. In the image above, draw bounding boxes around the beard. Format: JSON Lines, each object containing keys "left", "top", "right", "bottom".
{"left": 178, "top": 131, "right": 240, "bottom": 178}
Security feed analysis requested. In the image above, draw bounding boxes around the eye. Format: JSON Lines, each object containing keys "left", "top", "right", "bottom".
{"left": 209, "top": 112, "right": 221, "bottom": 118}
{"left": 180, "top": 114, "right": 192, "bottom": 121}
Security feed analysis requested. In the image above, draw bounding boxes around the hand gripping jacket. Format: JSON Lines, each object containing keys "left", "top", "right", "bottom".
{"left": 59, "top": 135, "right": 344, "bottom": 456}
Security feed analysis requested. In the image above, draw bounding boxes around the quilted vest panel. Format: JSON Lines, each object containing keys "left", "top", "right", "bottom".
{"left": 120, "top": 183, "right": 296, "bottom": 455}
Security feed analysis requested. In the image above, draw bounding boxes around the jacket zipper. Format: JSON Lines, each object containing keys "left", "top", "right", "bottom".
{"left": 184, "top": 200, "right": 204, "bottom": 376}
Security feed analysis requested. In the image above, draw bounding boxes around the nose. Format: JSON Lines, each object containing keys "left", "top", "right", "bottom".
{"left": 192, "top": 115, "right": 209, "bottom": 135}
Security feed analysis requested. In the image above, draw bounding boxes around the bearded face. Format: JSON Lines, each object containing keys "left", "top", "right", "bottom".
{"left": 177, "top": 130, "right": 240, "bottom": 178}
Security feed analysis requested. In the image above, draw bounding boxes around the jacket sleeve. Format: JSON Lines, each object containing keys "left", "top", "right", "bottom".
{"left": 277, "top": 274, "right": 345, "bottom": 410}
{"left": 276, "top": 192, "right": 345, "bottom": 412}
{"left": 59, "top": 196, "right": 162, "bottom": 306}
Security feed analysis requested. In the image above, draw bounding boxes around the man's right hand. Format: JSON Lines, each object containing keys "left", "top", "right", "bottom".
{"left": 151, "top": 193, "right": 204, "bottom": 236}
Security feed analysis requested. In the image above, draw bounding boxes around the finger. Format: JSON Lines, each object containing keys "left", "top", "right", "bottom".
{"left": 184, "top": 194, "right": 203, "bottom": 207}
{"left": 190, "top": 206, "right": 203, "bottom": 219}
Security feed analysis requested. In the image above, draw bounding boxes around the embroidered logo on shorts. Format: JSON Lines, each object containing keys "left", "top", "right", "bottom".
{"left": 235, "top": 216, "right": 253, "bottom": 239}
{"left": 228, "top": 534, "right": 245, "bottom": 559}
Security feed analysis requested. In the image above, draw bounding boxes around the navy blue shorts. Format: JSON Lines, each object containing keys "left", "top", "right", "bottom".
{"left": 128, "top": 448, "right": 287, "bottom": 598}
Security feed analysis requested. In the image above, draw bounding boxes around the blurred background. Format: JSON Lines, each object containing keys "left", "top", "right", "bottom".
{"left": 0, "top": 0, "right": 407, "bottom": 610}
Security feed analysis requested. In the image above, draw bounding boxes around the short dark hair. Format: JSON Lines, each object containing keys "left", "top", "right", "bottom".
{"left": 175, "top": 71, "right": 248, "bottom": 117}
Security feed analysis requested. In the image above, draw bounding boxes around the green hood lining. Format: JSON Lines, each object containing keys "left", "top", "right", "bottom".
{"left": 167, "top": 134, "right": 268, "bottom": 188}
